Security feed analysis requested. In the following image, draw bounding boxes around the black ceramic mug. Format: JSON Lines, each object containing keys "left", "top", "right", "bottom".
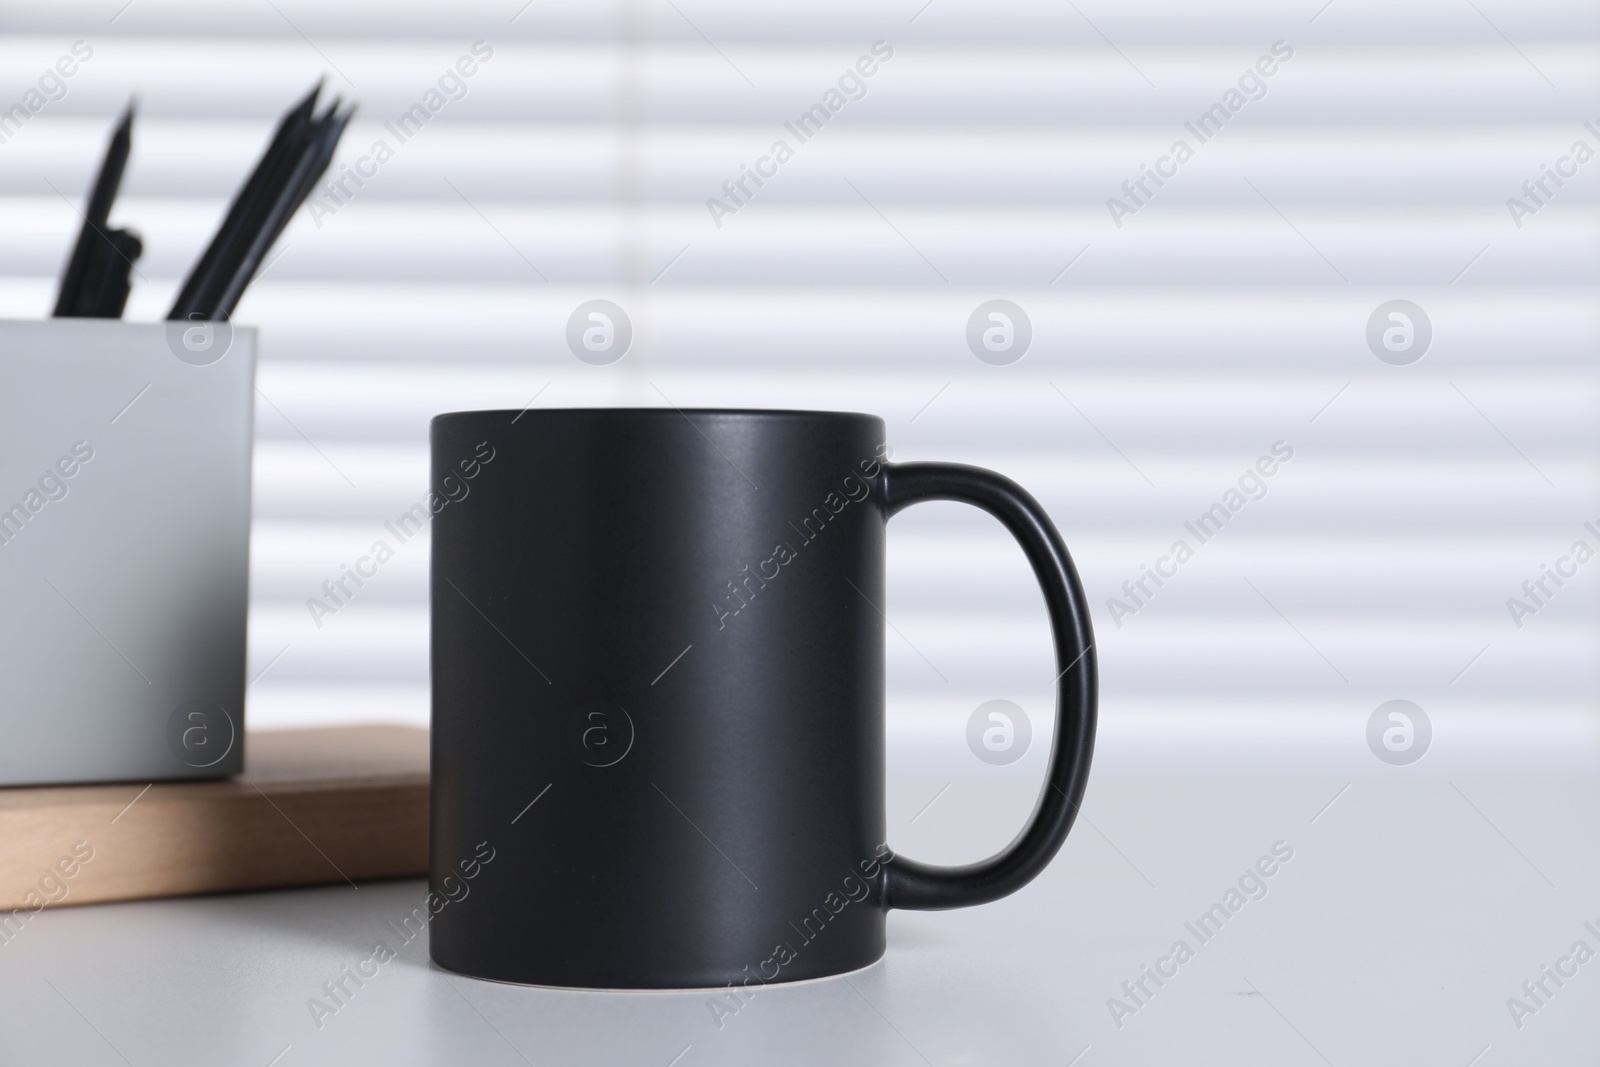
{"left": 429, "top": 408, "right": 1096, "bottom": 989}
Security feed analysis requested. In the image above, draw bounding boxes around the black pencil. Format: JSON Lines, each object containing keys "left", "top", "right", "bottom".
{"left": 212, "top": 104, "right": 353, "bottom": 320}
{"left": 168, "top": 82, "right": 321, "bottom": 320}
{"left": 191, "top": 108, "right": 319, "bottom": 318}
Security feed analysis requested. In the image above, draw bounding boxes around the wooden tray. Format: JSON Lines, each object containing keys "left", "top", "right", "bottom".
{"left": 0, "top": 726, "right": 427, "bottom": 914}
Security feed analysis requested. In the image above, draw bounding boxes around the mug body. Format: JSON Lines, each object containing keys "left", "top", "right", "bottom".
{"left": 429, "top": 408, "right": 891, "bottom": 988}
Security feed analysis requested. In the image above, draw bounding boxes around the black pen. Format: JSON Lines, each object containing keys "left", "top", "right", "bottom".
{"left": 53, "top": 101, "right": 136, "bottom": 317}
{"left": 86, "top": 229, "right": 143, "bottom": 317}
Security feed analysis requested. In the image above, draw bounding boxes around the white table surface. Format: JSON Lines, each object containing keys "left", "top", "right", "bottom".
{"left": 2, "top": 734, "right": 1596, "bottom": 1067}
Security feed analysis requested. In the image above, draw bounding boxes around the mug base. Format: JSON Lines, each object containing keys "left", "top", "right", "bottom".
{"left": 426, "top": 946, "right": 888, "bottom": 992}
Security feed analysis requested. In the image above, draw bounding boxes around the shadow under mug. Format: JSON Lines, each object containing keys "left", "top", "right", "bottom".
{"left": 428, "top": 408, "right": 1096, "bottom": 989}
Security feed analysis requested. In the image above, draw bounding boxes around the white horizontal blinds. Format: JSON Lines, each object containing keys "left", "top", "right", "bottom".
{"left": 0, "top": 2, "right": 1593, "bottom": 755}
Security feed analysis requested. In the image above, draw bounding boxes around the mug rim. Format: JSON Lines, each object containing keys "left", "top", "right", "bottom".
{"left": 432, "top": 407, "right": 883, "bottom": 426}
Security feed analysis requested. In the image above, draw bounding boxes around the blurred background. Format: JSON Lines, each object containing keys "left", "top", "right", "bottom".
{"left": 1, "top": 0, "right": 1595, "bottom": 828}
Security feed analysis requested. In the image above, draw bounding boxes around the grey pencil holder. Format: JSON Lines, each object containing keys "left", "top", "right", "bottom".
{"left": 0, "top": 318, "right": 255, "bottom": 786}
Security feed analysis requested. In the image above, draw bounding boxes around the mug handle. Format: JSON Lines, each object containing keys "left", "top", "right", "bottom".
{"left": 882, "top": 462, "right": 1098, "bottom": 910}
